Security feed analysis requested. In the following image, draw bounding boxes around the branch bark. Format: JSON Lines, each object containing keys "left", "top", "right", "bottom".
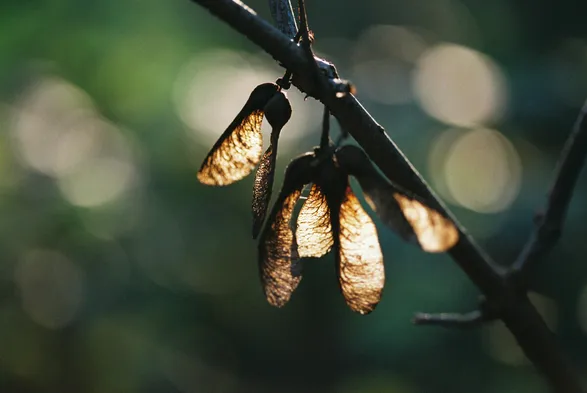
{"left": 512, "top": 102, "right": 587, "bottom": 275}
{"left": 190, "top": 1, "right": 586, "bottom": 391}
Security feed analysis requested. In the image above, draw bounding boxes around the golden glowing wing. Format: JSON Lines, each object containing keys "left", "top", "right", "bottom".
{"left": 251, "top": 91, "right": 292, "bottom": 238}
{"left": 337, "top": 186, "right": 385, "bottom": 314}
{"left": 197, "top": 83, "right": 279, "bottom": 186}
{"left": 296, "top": 184, "right": 334, "bottom": 258}
{"left": 335, "top": 144, "right": 458, "bottom": 253}
{"left": 259, "top": 190, "right": 302, "bottom": 307}
{"left": 361, "top": 185, "right": 458, "bottom": 252}
{"left": 197, "top": 110, "right": 264, "bottom": 186}
{"left": 252, "top": 145, "right": 277, "bottom": 239}
{"left": 258, "top": 153, "right": 315, "bottom": 307}
{"left": 392, "top": 193, "right": 459, "bottom": 253}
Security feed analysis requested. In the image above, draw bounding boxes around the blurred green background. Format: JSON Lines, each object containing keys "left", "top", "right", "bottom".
{"left": 1, "top": 0, "right": 587, "bottom": 392}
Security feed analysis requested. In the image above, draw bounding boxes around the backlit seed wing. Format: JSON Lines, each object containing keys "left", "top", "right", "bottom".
{"left": 393, "top": 193, "right": 459, "bottom": 253}
{"left": 337, "top": 186, "right": 385, "bottom": 314}
{"left": 259, "top": 190, "right": 302, "bottom": 307}
{"left": 197, "top": 110, "right": 264, "bottom": 186}
{"left": 252, "top": 145, "right": 277, "bottom": 239}
{"left": 362, "top": 186, "right": 458, "bottom": 252}
{"left": 251, "top": 91, "right": 292, "bottom": 239}
{"left": 296, "top": 184, "right": 334, "bottom": 258}
{"left": 197, "top": 83, "right": 279, "bottom": 186}
{"left": 336, "top": 144, "right": 458, "bottom": 253}
{"left": 258, "top": 153, "right": 315, "bottom": 307}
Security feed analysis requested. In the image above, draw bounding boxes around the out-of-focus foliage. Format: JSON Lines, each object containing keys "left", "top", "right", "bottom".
{"left": 1, "top": 0, "right": 587, "bottom": 392}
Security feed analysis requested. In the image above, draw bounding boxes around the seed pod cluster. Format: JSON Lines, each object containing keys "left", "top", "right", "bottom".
{"left": 196, "top": 82, "right": 292, "bottom": 239}
{"left": 196, "top": 83, "right": 459, "bottom": 314}
{"left": 257, "top": 146, "right": 458, "bottom": 314}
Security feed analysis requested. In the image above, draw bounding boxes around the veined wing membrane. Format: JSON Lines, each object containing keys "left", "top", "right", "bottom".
{"left": 198, "top": 110, "right": 264, "bottom": 186}
{"left": 296, "top": 184, "right": 334, "bottom": 258}
{"left": 259, "top": 190, "right": 302, "bottom": 307}
{"left": 337, "top": 186, "right": 385, "bottom": 315}
{"left": 197, "top": 83, "right": 279, "bottom": 186}
{"left": 393, "top": 193, "right": 459, "bottom": 253}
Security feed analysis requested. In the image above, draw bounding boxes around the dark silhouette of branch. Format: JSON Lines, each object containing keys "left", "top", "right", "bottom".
{"left": 189, "top": 1, "right": 586, "bottom": 391}
{"left": 413, "top": 310, "right": 488, "bottom": 328}
{"left": 512, "top": 102, "right": 587, "bottom": 275}
{"left": 414, "top": 298, "right": 498, "bottom": 328}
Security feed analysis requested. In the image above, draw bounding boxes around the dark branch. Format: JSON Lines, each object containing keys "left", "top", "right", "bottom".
{"left": 320, "top": 105, "right": 330, "bottom": 150}
{"left": 413, "top": 310, "right": 490, "bottom": 328}
{"left": 189, "top": 1, "right": 586, "bottom": 391}
{"left": 414, "top": 298, "right": 498, "bottom": 328}
{"left": 512, "top": 102, "right": 587, "bottom": 275}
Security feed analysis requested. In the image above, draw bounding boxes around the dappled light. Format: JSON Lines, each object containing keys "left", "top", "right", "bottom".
{"left": 11, "top": 77, "right": 95, "bottom": 176}
{"left": 435, "top": 128, "right": 522, "bottom": 213}
{"left": 173, "top": 49, "right": 321, "bottom": 149}
{"left": 1, "top": 0, "right": 586, "bottom": 392}
{"left": 413, "top": 43, "right": 507, "bottom": 127}
{"left": 11, "top": 76, "right": 141, "bottom": 209}
{"left": 351, "top": 25, "right": 427, "bottom": 105}
{"left": 58, "top": 156, "right": 137, "bottom": 208}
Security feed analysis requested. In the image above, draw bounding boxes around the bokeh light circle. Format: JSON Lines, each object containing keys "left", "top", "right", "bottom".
{"left": 438, "top": 128, "right": 522, "bottom": 213}
{"left": 173, "top": 49, "right": 321, "bottom": 149}
{"left": 413, "top": 43, "right": 507, "bottom": 127}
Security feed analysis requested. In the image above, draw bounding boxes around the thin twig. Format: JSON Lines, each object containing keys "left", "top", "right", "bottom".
{"left": 512, "top": 102, "right": 587, "bottom": 275}
{"left": 189, "top": 1, "right": 586, "bottom": 391}
{"left": 413, "top": 310, "right": 489, "bottom": 328}
{"left": 296, "top": 0, "right": 323, "bottom": 98}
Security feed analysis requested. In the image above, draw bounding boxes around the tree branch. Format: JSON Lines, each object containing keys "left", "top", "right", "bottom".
{"left": 512, "top": 102, "right": 587, "bottom": 275}
{"left": 190, "top": 1, "right": 586, "bottom": 391}
{"left": 414, "top": 298, "right": 498, "bottom": 328}
{"left": 413, "top": 310, "right": 489, "bottom": 328}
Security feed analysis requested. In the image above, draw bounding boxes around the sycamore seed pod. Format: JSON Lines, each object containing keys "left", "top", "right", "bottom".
{"left": 197, "top": 83, "right": 279, "bottom": 186}
{"left": 335, "top": 145, "right": 459, "bottom": 253}
{"left": 252, "top": 91, "right": 292, "bottom": 239}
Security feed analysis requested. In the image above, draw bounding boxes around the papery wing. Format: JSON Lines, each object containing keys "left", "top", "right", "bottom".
{"left": 251, "top": 91, "right": 292, "bottom": 238}
{"left": 296, "top": 184, "right": 334, "bottom": 258}
{"left": 197, "top": 110, "right": 264, "bottom": 186}
{"left": 362, "top": 185, "right": 458, "bottom": 253}
{"left": 197, "top": 83, "right": 278, "bottom": 186}
{"left": 259, "top": 190, "right": 302, "bottom": 307}
{"left": 252, "top": 145, "right": 277, "bottom": 239}
{"left": 257, "top": 153, "right": 315, "bottom": 307}
{"left": 337, "top": 186, "right": 384, "bottom": 315}
{"left": 336, "top": 144, "right": 458, "bottom": 253}
{"left": 392, "top": 193, "right": 459, "bottom": 253}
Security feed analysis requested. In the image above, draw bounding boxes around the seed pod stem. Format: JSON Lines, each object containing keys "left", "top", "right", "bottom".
{"left": 268, "top": 0, "right": 298, "bottom": 38}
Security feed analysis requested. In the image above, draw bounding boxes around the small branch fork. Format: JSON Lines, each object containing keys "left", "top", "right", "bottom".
{"left": 511, "top": 102, "right": 587, "bottom": 277}
{"left": 189, "top": 1, "right": 587, "bottom": 391}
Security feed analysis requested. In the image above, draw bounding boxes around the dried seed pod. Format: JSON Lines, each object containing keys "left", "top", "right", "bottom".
{"left": 314, "top": 157, "right": 384, "bottom": 314}
{"left": 296, "top": 183, "right": 334, "bottom": 258}
{"left": 336, "top": 145, "right": 459, "bottom": 253}
{"left": 197, "top": 83, "right": 279, "bottom": 186}
{"left": 252, "top": 91, "right": 292, "bottom": 239}
{"left": 295, "top": 154, "right": 383, "bottom": 315}
{"left": 336, "top": 185, "right": 385, "bottom": 314}
{"left": 258, "top": 153, "right": 314, "bottom": 307}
